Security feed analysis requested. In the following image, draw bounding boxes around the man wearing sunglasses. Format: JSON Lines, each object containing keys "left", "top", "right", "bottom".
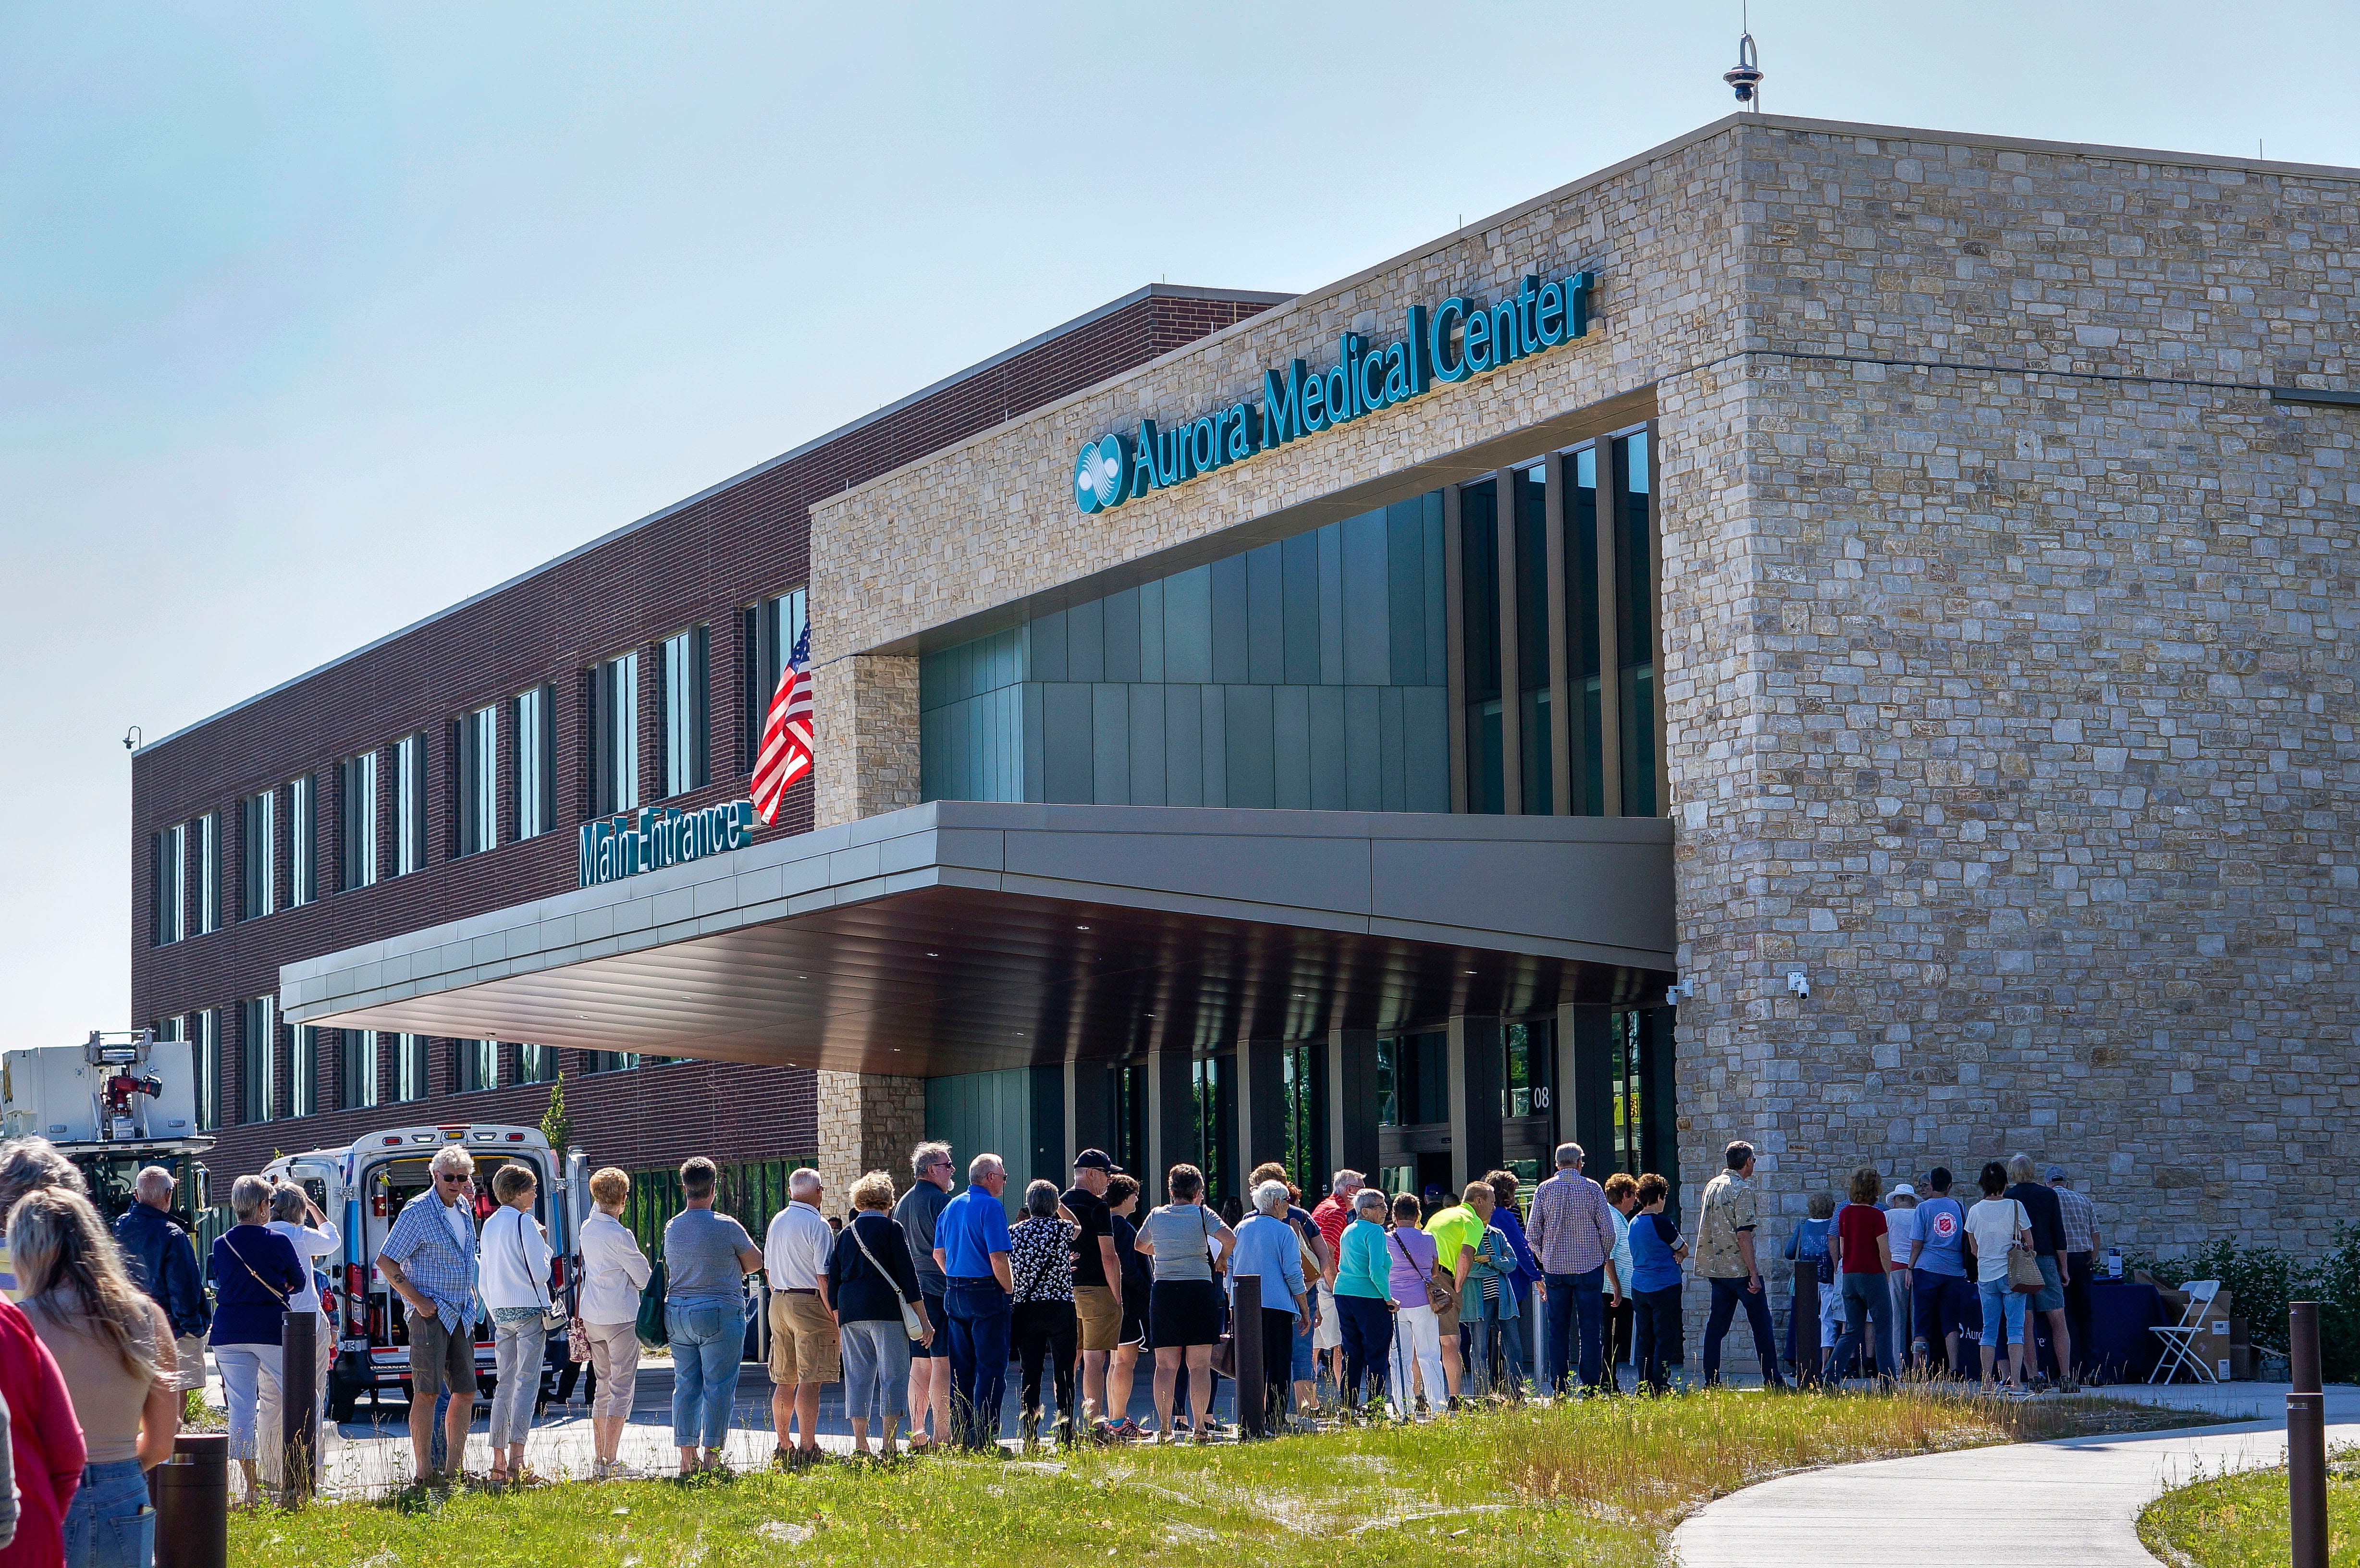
{"left": 377, "top": 1144, "right": 483, "bottom": 1485}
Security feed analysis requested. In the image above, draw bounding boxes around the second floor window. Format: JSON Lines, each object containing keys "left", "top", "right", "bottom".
{"left": 456, "top": 703, "right": 499, "bottom": 856}
{"left": 590, "top": 651, "right": 639, "bottom": 816}
{"left": 742, "top": 588, "right": 808, "bottom": 772}
{"left": 288, "top": 775, "right": 316, "bottom": 907}
{"left": 151, "top": 825, "right": 185, "bottom": 945}
{"left": 241, "top": 995, "right": 276, "bottom": 1124}
{"left": 394, "top": 732, "right": 428, "bottom": 875}
{"left": 340, "top": 751, "right": 378, "bottom": 891}
{"left": 515, "top": 684, "right": 555, "bottom": 839}
{"left": 197, "top": 813, "right": 220, "bottom": 934}
{"left": 191, "top": 1009, "right": 220, "bottom": 1132}
{"left": 241, "top": 790, "right": 275, "bottom": 919}
{"left": 660, "top": 626, "right": 710, "bottom": 797}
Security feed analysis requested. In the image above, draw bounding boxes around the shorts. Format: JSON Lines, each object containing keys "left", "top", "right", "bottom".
{"left": 1119, "top": 1289, "right": 1149, "bottom": 1349}
{"left": 1435, "top": 1286, "right": 1462, "bottom": 1337}
{"left": 1313, "top": 1281, "right": 1342, "bottom": 1350}
{"left": 1073, "top": 1285, "right": 1122, "bottom": 1353}
{"left": 406, "top": 1307, "right": 477, "bottom": 1399}
{"left": 766, "top": 1290, "right": 842, "bottom": 1384}
{"left": 2029, "top": 1255, "right": 2065, "bottom": 1313}
{"left": 1149, "top": 1278, "right": 1222, "bottom": 1349}
{"left": 1912, "top": 1272, "right": 1979, "bottom": 1348}
{"left": 918, "top": 1287, "right": 949, "bottom": 1358}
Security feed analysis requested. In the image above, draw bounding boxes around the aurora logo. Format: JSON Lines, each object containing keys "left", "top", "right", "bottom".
{"left": 1074, "top": 270, "right": 1590, "bottom": 515}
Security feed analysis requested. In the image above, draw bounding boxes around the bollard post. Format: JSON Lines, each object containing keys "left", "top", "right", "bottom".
{"left": 153, "top": 1431, "right": 228, "bottom": 1568}
{"left": 2287, "top": 1302, "right": 2327, "bottom": 1568}
{"left": 1233, "top": 1273, "right": 1265, "bottom": 1440}
{"left": 281, "top": 1309, "right": 317, "bottom": 1508}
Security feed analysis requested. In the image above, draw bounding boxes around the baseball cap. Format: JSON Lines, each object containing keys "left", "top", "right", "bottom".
{"left": 1073, "top": 1149, "right": 1113, "bottom": 1172}
{"left": 2046, "top": 1165, "right": 2068, "bottom": 1182}
{"left": 1886, "top": 1182, "right": 1916, "bottom": 1200}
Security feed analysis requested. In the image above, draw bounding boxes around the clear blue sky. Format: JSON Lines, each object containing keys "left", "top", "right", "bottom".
{"left": 3, "top": 1, "right": 2354, "bottom": 1047}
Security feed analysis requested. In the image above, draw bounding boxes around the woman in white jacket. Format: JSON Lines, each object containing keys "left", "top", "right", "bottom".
{"left": 477, "top": 1164, "right": 555, "bottom": 1485}
{"left": 575, "top": 1167, "right": 651, "bottom": 1479}
{"left": 266, "top": 1183, "right": 341, "bottom": 1445}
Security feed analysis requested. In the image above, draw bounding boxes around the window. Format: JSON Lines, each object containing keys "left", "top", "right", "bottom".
{"left": 1188, "top": 1055, "right": 1232, "bottom": 1207}
{"left": 151, "top": 825, "right": 185, "bottom": 946}
{"left": 288, "top": 775, "right": 316, "bottom": 907}
{"left": 1612, "top": 433, "right": 1658, "bottom": 816}
{"left": 589, "top": 652, "right": 639, "bottom": 816}
{"left": 514, "top": 684, "right": 555, "bottom": 839}
{"left": 454, "top": 1038, "right": 497, "bottom": 1092}
{"left": 742, "top": 589, "right": 808, "bottom": 772}
{"left": 583, "top": 1050, "right": 639, "bottom": 1075}
{"left": 394, "top": 1034, "right": 429, "bottom": 1102}
{"left": 456, "top": 703, "right": 499, "bottom": 856}
{"left": 289, "top": 1024, "right": 318, "bottom": 1118}
{"left": 1375, "top": 1031, "right": 1448, "bottom": 1127}
{"left": 660, "top": 626, "right": 711, "bottom": 797}
{"left": 241, "top": 789, "right": 275, "bottom": 919}
{"left": 197, "top": 814, "right": 221, "bottom": 934}
{"left": 394, "top": 732, "right": 428, "bottom": 874}
{"left": 340, "top": 751, "right": 379, "bottom": 890}
{"left": 191, "top": 1009, "right": 220, "bottom": 1131}
{"left": 1278, "top": 1043, "right": 1322, "bottom": 1195}
{"left": 1501, "top": 1018, "right": 1555, "bottom": 1119}
{"left": 1512, "top": 464, "right": 1552, "bottom": 814}
{"left": 515, "top": 1042, "right": 557, "bottom": 1084}
{"left": 241, "top": 995, "right": 276, "bottom": 1124}
{"left": 1459, "top": 478, "right": 1504, "bottom": 814}
{"left": 341, "top": 1030, "right": 379, "bottom": 1110}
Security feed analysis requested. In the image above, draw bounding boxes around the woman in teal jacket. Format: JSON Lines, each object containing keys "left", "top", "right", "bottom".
{"left": 1331, "top": 1188, "right": 1395, "bottom": 1414}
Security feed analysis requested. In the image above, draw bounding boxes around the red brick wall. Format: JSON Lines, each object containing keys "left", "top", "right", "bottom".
{"left": 130, "top": 288, "right": 1278, "bottom": 1181}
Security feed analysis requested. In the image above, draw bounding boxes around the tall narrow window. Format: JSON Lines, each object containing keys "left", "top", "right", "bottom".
{"left": 197, "top": 813, "right": 220, "bottom": 934}
{"left": 395, "top": 1034, "right": 429, "bottom": 1102}
{"left": 742, "top": 588, "right": 808, "bottom": 772}
{"left": 1613, "top": 432, "right": 1659, "bottom": 817}
{"left": 660, "top": 626, "right": 711, "bottom": 797}
{"left": 241, "top": 790, "right": 275, "bottom": 919}
{"left": 241, "top": 995, "right": 276, "bottom": 1124}
{"left": 590, "top": 652, "right": 639, "bottom": 816}
{"left": 1501, "top": 1018, "right": 1556, "bottom": 1119}
{"left": 341, "top": 751, "right": 379, "bottom": 890}
{"left": 151, "top": 825, "right": 185, "bottom": 945}
{"left": 514, "top": 684, "right": 555, "bottom": 839}
{"left": 289, "top": 1024, "right": 318, "bottom": 1118}
{"left": 394, "top": 732, "right": 428, "bottom": 874}
{"left": 1564, "top": 445, "right": 1604, "bottom": 816}
{"left": 456, "top": 703, "right": 499, "bottom": 856}
{"left": 288, "top": 775, "right": 316, "bottom": 907}
{"left": 1459, "top": 478, "right": 1504, "bottom": 814}
{"left": 1513, "top": 465, "right": 1552, "bottom": 814}
{"left": 191, "top": 1009, "right": 220, "bottom": 1131}
{"left": 454, "top": 1038, "right": 497, "bottom": 1092}
{"left": 341, "top": 1029, "right": 379, "bottom": 1110}
{"left": 515, "top": 1043, "right": 557, "bottom": 1084}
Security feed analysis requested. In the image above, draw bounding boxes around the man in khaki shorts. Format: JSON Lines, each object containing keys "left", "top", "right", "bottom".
{"left": 762, "top": 1169, "right": 840, "bottom": 1462}
{"left": 1060, "top": 1150, "right": 1124, "bottom": 1429}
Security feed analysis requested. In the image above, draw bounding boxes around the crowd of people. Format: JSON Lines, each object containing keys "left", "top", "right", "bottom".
{"left": 0, "top": 1122, "right": 2113, "bottom": 1564}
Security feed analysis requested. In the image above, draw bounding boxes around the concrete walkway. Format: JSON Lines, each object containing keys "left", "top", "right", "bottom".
{"left": 1672, "top": 1384, "right": 2360, "bottom": 1568}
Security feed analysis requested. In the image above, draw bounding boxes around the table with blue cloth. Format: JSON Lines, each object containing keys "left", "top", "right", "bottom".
{"left": 2071, "top": 1277, "right": 2163, "bottom": 1383}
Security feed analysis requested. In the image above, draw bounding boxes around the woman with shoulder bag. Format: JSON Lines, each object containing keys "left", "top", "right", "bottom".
{"left": 1132, "top": 1165, "right": 1234, "bottom": 1443}
{"left": 477, "top": 1164, "right": 558, "bottom": 1485}
{"left": 1965, "top": 1160, "right": 2036, "bottom": 1395}
{"left": 207, "top": 1176, "right": 307, "bottom": 1505}
{"left": 826, "top": 1171, "right": 932, "bottom": 1458}
{"left": 1383, "top": 1192, "right": 1450, "bottom": 1419}
{"left": 575, "top": 1168, "right": 651, "bottom": 1480}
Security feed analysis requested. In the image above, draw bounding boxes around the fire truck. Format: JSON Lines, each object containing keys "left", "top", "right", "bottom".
{"left": 0, "top": 1030, "right": 212, "bottom": 1230}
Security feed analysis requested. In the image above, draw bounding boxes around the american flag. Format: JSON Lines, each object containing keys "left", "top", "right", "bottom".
{"left": 752, "top": 625, "right": 812, "bottom": 825}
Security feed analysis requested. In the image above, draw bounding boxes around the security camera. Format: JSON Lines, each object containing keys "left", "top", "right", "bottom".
{"left": 1786, "top": 970, "right": 1810, "bottom": 1000}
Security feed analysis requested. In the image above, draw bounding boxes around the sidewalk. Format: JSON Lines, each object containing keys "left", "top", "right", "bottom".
{"left": 1672, "top": 1384, "right": 2360, "bottom": 1568}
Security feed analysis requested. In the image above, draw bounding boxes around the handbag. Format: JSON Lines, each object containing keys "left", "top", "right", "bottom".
{"left": 2003, "top": 1203, "right": 2044, "bottom": 1293}
{"left": 635, "top": 1261, "right": 669, "bottom": 1348}
{"left": 847, "top": 1214, "right": 926, "bottom": 1342}
{"left": 1394, "top": 1230, "right": 1457, "bottom": 1314}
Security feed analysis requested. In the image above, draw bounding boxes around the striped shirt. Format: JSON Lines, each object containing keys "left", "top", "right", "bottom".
{"left": 1524, "top": 1169, "right": 1618, "bottom": 1276}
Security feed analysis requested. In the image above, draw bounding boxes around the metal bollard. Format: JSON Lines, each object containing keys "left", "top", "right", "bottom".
{"left": 2288, "top": 1302, "right": 2327, "bottom": 1568}
{"left": 1233, "top": 1273, "right": 1265, "bottom": 1440}
{"left": 153, "top": 1432, "right": 228, "bottom": 1568}
{"left": 282, "top": 1310, "right": 318, "bottom": 1507}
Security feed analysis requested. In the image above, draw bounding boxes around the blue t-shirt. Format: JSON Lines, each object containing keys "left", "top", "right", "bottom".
{"left": 1912, "top": 1195, "right": 1968, "bottom": 1278}
{"left": 937, "top": 1184, "right": 1012, "bottom": 1280}
{"left": 1627, "top": 1212, "right": 1684, "bottom": 1294}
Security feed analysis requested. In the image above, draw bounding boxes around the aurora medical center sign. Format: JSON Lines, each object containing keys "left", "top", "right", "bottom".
{"left": 1073, "top": 269, "right": 1592, "bottom": 514}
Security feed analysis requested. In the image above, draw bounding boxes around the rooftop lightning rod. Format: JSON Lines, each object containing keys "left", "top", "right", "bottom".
{"left": 1724, "top": 5, "right": 1764, "bottom": 110}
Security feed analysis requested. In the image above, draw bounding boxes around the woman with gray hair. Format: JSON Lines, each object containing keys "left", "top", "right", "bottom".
{"left": 208, "top": 1175, "right": 307, "bottom": 1503}
{"left": 1226, "top": 1179, "right": 1311, "bottom": 1433}
{"left": 1330, "top": 1188, "right": 1396, "bottom": 1414}
{"left": 1007, "top": 1179, "right": 1080, "bottom": 1448}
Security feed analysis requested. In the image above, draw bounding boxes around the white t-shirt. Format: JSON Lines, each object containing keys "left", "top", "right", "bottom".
{"left": 1883, "top": 1205, "right": 1919, "bottom": 1271}
{"left": 1965, "top": 1197, "right": 2029, "bottom": 1284}
{"left": 266, "top": 1219, "right": 340, "bottom": 1314}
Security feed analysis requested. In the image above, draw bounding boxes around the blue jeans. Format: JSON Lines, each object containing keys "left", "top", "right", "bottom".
{"left": 1828, "top": 1271, "right": 1894, "bottom": 1381}
{"left": 1466, "top": 1295, "right": 1526, "bottom": 1397}
{"left": 1543, "top": 1267, "right": 1605, "bottom": 1391}
{"left": 65, "top": 1458, "right": 152, "bottom": 1568}
{"left": 1701, "top": 1274, "right": 1782, "bottom": 1384}
{"left": 667, "top": 1301, "right": 744, "bottom": 1451}
{"left": 1979, "top": 1279, "right": 2028, "bottom": 1349}
{"left": 945, "top": 1277, "right": 1012, "bottom": 1450}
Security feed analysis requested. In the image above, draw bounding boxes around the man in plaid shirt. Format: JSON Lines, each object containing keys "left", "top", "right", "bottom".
{"left": 1524, "top": 1142, "right": 1619, "bottom": 1394}
{"left": 377, "top": 1144, "right": 483, "bottom": 1484}
{"left": 2049, "top": 1166, "right": 2102, "bottom": 1384}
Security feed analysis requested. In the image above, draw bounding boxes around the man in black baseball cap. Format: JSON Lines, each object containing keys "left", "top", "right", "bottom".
{"left": 1064, "top": 1150, "right": 1123, "bottom": 1431}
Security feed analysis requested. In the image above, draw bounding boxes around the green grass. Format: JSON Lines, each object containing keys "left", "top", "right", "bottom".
{"left": 237, "top": 1392, "right": 2210, "bottom": 1568}
{"left": 2139, "top": 1447, "right": 2360, "bottom": 1567}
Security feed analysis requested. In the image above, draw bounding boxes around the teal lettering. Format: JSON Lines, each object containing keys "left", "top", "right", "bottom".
{"left": 1228, "top": 403, "right": 1254, "bottom": 460}
{"left": 1261, "top": 362, "right": 1306, "bottom": 446}
{"left": 1407, "top": 305, "right": 1431, "bottom": 392}
{"left": 1567, "top": 270, "right": 1592, "bottom": 338}
{"left": 1429, "top": 298, "right": 1469, "bottom": 382}
{"left": 1383, "top": 340, "right": 1411, "bottom": 402}
{"left": 1489, "top": 298, "right": 1518, "bottom": 364}
{"left": 1536, "top": 280, "right": 1565, "bottom": 344}
{"left": 1515, "top": 275, "right": 1539, "bottom": 353}
{"left": 1324, "top": 357, "right": 1349, "bottom": 425}
{"left": 1132, "top": 420, "right": 1162, "bottom": 493}
{"left": 1302, "top": 365, "right": 1328, "bottom": 430}
{"left": 1463, "top": 306, "right": 1492, "bottom": 372}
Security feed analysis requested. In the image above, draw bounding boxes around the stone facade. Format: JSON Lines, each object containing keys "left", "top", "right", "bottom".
{"left": 804, "top": 112, "right": 2359, "bottom": 1288}
{"left": 813, "top": 1069, "right": 928, "bottom": 1206}
{"left": 813, "top": 654, "right": 922, "bottom": 830}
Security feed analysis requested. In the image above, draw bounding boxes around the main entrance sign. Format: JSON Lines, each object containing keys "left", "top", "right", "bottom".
{"left": 579, "top": 800, "right": 755, "bottom": 888}
{"left": 1074, "top": 270, "right": 1592, "bottom": 514}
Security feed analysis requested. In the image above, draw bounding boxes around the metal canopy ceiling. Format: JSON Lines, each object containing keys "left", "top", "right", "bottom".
{"left": 283, "top": 802, "right": 1674, "bottom": 1078}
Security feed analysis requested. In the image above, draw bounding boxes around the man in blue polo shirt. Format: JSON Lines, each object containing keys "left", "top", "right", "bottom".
{"left": 932, "top": 1151, "right": 1014, "bottom": 1450}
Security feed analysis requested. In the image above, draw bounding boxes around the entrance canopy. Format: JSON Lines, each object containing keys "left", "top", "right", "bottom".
{"left": 282, "top": 802, "right": 1673, "bottom": 1078}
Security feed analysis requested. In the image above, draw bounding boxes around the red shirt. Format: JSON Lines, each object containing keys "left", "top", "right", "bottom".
{"left": 1837, "top": 1204, "right": 1889, "bottom": 1274}
{"left": 1310, "top": 1194, "right": 1352, "bottom": 1259}
{"left": 0, "top": 1297, "right": 84, "bottom": 1568}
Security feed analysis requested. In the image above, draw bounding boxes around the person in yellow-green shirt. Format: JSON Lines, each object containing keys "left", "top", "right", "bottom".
{"left": 1423, "top": 1181, "right": 1499, "bottom": 1406}
{"left": 0, "top": 1138, "right": 90, "bottom": 1299}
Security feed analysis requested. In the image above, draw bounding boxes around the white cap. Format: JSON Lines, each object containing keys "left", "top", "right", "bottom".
{"left": 1887, "top": 1182, "right": 1917, "bottom": 1200}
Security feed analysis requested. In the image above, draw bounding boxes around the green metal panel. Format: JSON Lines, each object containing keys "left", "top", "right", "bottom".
{"left": 925, "top": 1068, "right": 1032, "bottom": 1218}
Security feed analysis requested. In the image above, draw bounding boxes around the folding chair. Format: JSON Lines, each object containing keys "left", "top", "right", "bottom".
{"left": 2147, "top": 1279, "right": 2222, "bottom": 1384}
